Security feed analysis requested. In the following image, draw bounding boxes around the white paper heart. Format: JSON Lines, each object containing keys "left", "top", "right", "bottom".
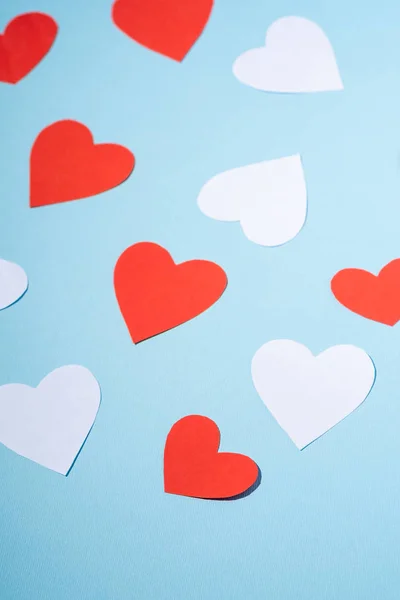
{"left": 251, "top": 340, "right": 375, "bottom": 449}
{"left": 0, "top": 366, "right": 101, "bottom": 474}
{"left": 233, "top": 16, "right": 343, "bottom": 93}
{"left": 0, "top": 258, "right": 28, "bottom": 310}
{"left": 197, "top": 155, "right": 307, "bottom": 246}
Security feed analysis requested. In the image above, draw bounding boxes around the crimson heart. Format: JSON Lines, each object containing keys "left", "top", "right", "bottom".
{"left": 331, "top": 258, "right": 400, "bottom": 325}
{"left": 112, "top": 0, "right": 214, "bottom": 62}
{"left": 0, "top": 13, "right": 58, "bottom": 84}
{"left": 114, "top": 242, "right": 227, "bottom": 342}
{"left": 164, "top": 415, "right": 259, "bottom": 499}
{"left": 30, "top": 120, "right": 135, "bottom": 207}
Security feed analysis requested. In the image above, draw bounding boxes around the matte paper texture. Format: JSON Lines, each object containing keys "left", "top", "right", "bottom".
{"left": 233, "top": 16, "right": 343, "bottom": 93}
{"left": 30, "top": 120, "right": 135, "bottom": 207}
{"left": 252, "top": 340, "right": 375, "bottom": 449}
{"left": 198, "top": 154, "right": 307, "bottom": 246}
{"left": 331, "top": 259, "right": 400, "bottom": 325}
{"left": 1, "top": 2, "right": 399, "bottom": 599}
{"left": 0, "top": 366, "right": 101, "bottom": 475}
{"left": 164, "top": 415, "right": 259, "bottom": 499}
{"left": 112, "top": 0, "right": 214, "bottom": 61}
{"left": 0, "top": 13, "right": 57, "bottom": 84}
{"left": 0, "top": 258, "right": 28, "bottom": 310}
{"left": 114, "top": 242, "right": 227, "bottom": 342}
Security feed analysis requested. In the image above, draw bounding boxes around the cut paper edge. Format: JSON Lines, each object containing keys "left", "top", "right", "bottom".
{"left": 197, "top": 154, "right": 307, "bottom": 247}
{"left": 0, "top": 258, "right": 28, "bottom": 310}
{"left": 111, "top": 0, "right": 214, "bottom": 62}
{"left": 251, "top": 340, "right": 376, "bottom": 449}
{"left": 0, "top": 365, "right": 101, "bottom": 475}
{"left": 164, "top": 415, "right": 260, "bottom": 499}
{"left": 30, "top": 119, "right": 135, "bottom": 207}
{"left": 114, "top": 242, "right": 228, "bottom": 343}
{"left": 233, "top": 16, "right": 343, "bottom": 94}
{"left": 0, "top": 13, "right": 58, "bottom": 84}
{"left": 331, "top": 259, "right": 400, "bottom": 326}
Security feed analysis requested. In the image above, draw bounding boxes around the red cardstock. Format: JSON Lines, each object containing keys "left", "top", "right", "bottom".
{"left": 0, "top": 13, "right": 58, "bottom": 84}
{"left": 331, "top": 259, "right": 400, "bottom": 326}
{"left": 114, "top": 242, "right": 227, "bottom": 342}
{"left": 30, "top": 120, "right": 135, "bottom": 207}
{"left": 112, "top": 0, "right": 214, "bottom": 62}
{"left": 164, "top": 415, "right": 259, "bottom": 499}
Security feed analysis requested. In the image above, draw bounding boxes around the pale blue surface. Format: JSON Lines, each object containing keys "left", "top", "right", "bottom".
{"left": 1, "top": 1, "right": 400, "bottom": 598}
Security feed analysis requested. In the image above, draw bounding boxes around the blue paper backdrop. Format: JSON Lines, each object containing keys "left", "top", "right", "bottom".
{"left": 1, "top": 1, "right": 400, "bottom": 598}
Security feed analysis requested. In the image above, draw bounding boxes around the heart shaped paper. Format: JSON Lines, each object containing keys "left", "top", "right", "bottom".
{"left": 251, "top": 340, "right": 375, "bottom": 449}
{"left": 0, "top": 366, "right": 101, "bottom": 475}
{"left": 114, "top": 242, "right": 227, "bottom": 342}
{"left": 30, "top": 120, "right": 135, "bottom": 207}
{"left": 233, "top": 16, "right": 343, "bottom": 93}
{"left": 0, "top": 12, "right": 58, "bottom": 84}
{"left": 164, "top": 415, "right": 259, "bottom": 499}
{"left": 112, "top": 0, "right": 214, "bottom": 61}
{"left": 331, "top": 259, "right": 400, "bottom": 326}
{"left": 197, "top": 155, "right": 307, "bottom": 246}
{"left": 0, "top": 258, "right": 28, "bottom": 310}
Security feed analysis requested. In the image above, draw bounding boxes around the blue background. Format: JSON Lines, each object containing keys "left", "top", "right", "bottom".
{"left": 1, "top": 0, "right": 400, "bottom": 598}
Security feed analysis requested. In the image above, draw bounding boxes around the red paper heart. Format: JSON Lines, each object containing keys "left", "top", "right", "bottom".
{"left": 30, "top": 120, "right": 135, "bottom": 207}
{"left": 164, "top": 415, "right": 259, "bottom": 499}
{"left": 331, "top": 259, "right": 400, "bottom": 326}
{"left": 112, "top": 0, "right": 214, "bottom": 62}
{"left": 114, "top": 242, "right": 227, "bottom": 342}
{"left": 0, "top": 13, "right": 58, "bottom": 84}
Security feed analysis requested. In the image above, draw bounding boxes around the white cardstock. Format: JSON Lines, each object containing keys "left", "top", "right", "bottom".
{"left": 251, "top": 340, "right": 375, "bottom": 449}
{"left": 233, "top": 16, "right": 343, "bottom": 93}
{"left": 0, "top": 258, "right": 28, "bottom": 310}
{"left": 197, "top": 154, "right": 307, "bottom": 246}
{"left": 0, "top": 365, "right": 101, "bottom": 474}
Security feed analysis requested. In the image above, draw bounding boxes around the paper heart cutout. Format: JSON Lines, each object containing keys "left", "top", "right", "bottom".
{"left": 30, "top": 120, "right": 135, "bottom": 207}
{"left": 0, "top": 13, "right": 58, "bottom": 84}
{"left": 114, "top": 242, "right": 227, "bottom": 343}
{"left": 0, "top": 258, "right": 28, "bottom": 310}
{"left": 197, "top": 155, "right": 307, "bottom": 246}
{"left": 164, "top": 415, "right": 259, "bottom": 499}
{"left": 0, "top": 366, "right": 101, "bottom": 475}
{"left": 112, "top": 0, "right": 214, "bottom": 61}
{"left": 233, "top": 16, "right": 343, "bottom": 93}
{"left": 252, "top": 340, "right": 375, "bottom": 449}
{"left": 331, "top": 259, "right": 400, "bottom": 326}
